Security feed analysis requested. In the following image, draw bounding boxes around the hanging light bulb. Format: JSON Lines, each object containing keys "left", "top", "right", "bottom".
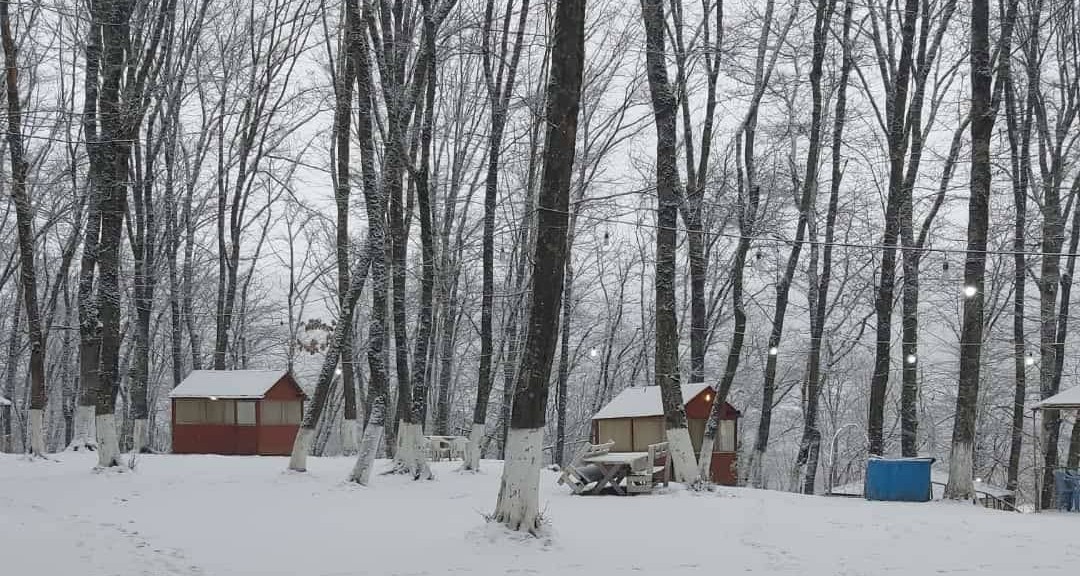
{"left": 768, "top": 346, "right": 779, "bottom": 356}
{"left": 963, "top": 285, "right": 977, "bottom": 298}
{"left": 906, "top": 354, "right": 917, "bottom": 365}
{"left": 335, "top": 367, "right": 343, "bottom": 376}
{"left": 589, "top": 347, "right": 599, "bottom": 358}
{"left": 1026, "top": 354, "right": 1036, "bottom": 367}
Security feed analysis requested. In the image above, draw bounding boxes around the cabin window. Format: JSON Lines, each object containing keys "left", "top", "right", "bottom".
{"left": 237, "top": 401, "right": 256, "bottom": 426}
{"left": 203, "top": 399, "right": 236, "bottom": 424}
{"left": 261, "top": 400, "right": 302, "bottom": 425}
{"left": 632, "top": 418, "right": 664, "bottom": 451}
{"left": 718, "top": 419, "right": 736, "bottom": 452}
{"left": 597, "top": 419, "right": 632, "bottom": 451}
{"left": 175, "top": 399, "right": 203, "bottom": 424}
{"left": 175, "top": 399, "right": 236, "bottom": 424}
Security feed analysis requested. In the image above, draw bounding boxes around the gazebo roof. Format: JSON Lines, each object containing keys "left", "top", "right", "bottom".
{"left": 1033, "top": 385, "right": 1080, "bottom": 410}
{"left": 593, "top": 383, "right": 713, "bottom": 420}
{"left": 169, "top": 370, "right": 290, "bottom": 399}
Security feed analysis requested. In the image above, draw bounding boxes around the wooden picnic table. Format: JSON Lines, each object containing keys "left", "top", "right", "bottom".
{"left": 580, "top": 451, "right": 649, "bottom": 495}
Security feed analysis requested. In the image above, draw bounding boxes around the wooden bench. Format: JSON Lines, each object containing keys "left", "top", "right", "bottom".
{"left": 626, "top": 442, "right": 671, "bottom": 494}
{"left": 558, "top": 441, "right": 615, "bottom": 494}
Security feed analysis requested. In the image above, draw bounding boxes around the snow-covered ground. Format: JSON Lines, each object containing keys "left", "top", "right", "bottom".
{"left": 2, "top": 453, "right": 1077, "bottom": 575}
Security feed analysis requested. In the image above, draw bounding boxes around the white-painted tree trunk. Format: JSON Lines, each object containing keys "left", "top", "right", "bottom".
{"left": 390, "top": 422, "right": 432, "bottom": 479}
{"left": 131, "top": 418, "right": 147, "bottom": 456}
{"left": 95, "top": 414, "right": 122, "bottom": 468}
{"left": 341, "top": 418, "right": 358, "bottom": 456}
{"left": 288, "top": 427, "right": 316, "bottom": 472}
{"left": 492, "top": 427, "right": 543, "bottom": 534}
{"left": 462, "top": 423, "right": 484, "bottom": 471}
{"left": 392, "top": 419, "right": 414, "bottom": 472}
{"left": 749, "top": 448, "right": 766, "bottom": 488}
{"left": 67, "top": 405, "right": 97, "bottom": 451}
{"left": 696, "top": 433, "right": 716, "bottom": 484}
{"left": 944, "top": 440, "right": 974, "bottom": 499}
{"left": 28, "top": 409, "right": 46, "bottom": 457}
{"left": 350, "top": 424, "right": 383, "bottom": 485}
{"left": 666, "top": 426, "right": 701, "bottom": 486}
{"left": 410, "top": 423, "right": 432, "bottom": 480}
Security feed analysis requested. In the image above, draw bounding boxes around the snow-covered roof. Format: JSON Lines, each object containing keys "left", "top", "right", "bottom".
{"left": 1033, "top": 386, "right": 1080, "bottom": 410}
{"left": 169, "top": 370, "right": 288, "bottom": 399}
{"left": 593, "top": 384, "right": 712, "bottom": 420}
{"left": 0, "top": 395, "right": 10, "bottom": 406}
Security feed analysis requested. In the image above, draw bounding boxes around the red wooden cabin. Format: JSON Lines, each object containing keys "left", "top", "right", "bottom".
{"left": 591, "top": 384, "right": 740, "bottom": 485}
{"left": 170, "top": 370, "right": 306, "bottom": 456}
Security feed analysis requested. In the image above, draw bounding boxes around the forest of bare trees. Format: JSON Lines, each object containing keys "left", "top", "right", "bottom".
{"left": 4, "top": 0, "right": 1080, "bottom": 517}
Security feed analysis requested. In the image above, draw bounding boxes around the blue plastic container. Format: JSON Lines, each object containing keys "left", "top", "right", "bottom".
{"left": 864, "top": 457, "right": 934, "bottom": 502}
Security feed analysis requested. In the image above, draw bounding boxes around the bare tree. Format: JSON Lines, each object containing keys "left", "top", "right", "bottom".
{"left": 465, "top": 0, "right": 532, "bottom": 472}
{"left": 638, "top": 0, "right": 699, "bottom": 485}
{"left": 866, "top": 0, "right": 921, "bottom": 457}
{"left": 1, "top": 0, "right": 46, "bottom": 457}
{"left": 350, "top": 0, "right": 392, "bottom": 485}
{"left": 749, "top": 0, "right": 835, "bottom": 488}
{"left": 793, "top": 0, "right": 848, "bottom": 494}
{"left": 1002, "top": 7, "right": 1033, "bottom": 496}
{"left": 493, "top": 0, "right": 585, "bottom": 533}
{"left": 945, "top": 0, "right": 1016, "bottom": 500}
{"left": 81, "top": 0, "right": 174, "bottom": 468}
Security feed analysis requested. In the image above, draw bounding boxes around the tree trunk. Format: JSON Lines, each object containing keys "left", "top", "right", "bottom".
{"left": 88, "top": 0, "right": 140, "bottom": 468}
{"left": 290, "top": 247, "right": 372, "bottom": 472}
{"left": 750, "top": 0, "right": 832, "bottom": 489}
{"left": 796, "top": 0, "right": 849, "bottom": 495}
{"left": 944, "top": 0, "right": 996, "bottom": 500}
{"left": 493, "top": 0, "right": 584, "bottom": 533}
{"left": 434, "top": 283, "right": 459, "bottom": 435}
{"left": 466, "top": 0, "right": 531, "bottom": 472}
{"left": 402, "top": 0, "right": 447, "bottom": 480}
{"left": 73, "top": 8, "right": 105, "bottom": 454}
{"left": 554, "top": 257, "right": 573, "bottom": 467}
{"left": 868, "top": 0, "right": 920, "bottom": 457}
{"left": 1, "top": 0, "right": 47, "bottom": 457}
{"left": 1003, "top": 36, "right": 1031, "bottom": 496}
{"left": 2, "top": 286, "right": 21, "bottom": 452}
{"left": 181, "top": 178, "right": 201, "bottom": 370}
{"left": 332, "top": 16, "right": 359, "bottom": 458}
{"left": 639, "top": 0, "right": 698, "bottom": 486}
{"left": 349, "top": 0, "right": 390, "bottom": 485}
{"left": 130, "top": 113, "right": 161, "bottom": 456}
{"left": 669, "top": 0, "right": 722, "bottom": 386}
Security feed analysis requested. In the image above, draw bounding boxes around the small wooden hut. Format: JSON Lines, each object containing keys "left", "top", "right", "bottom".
{"left": 170, "top": 370, "right": 306, "bottom": 456}
{"left": 591, "top": 384, "right": 740, "bottom": 485}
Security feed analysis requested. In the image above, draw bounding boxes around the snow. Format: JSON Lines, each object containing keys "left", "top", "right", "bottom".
{"left": 0, "top": 395, "right": 10, "bottom": 406}
{"left": 1034, "top": 385, "right": 1080, "bottom": 410}
{"left": 2, "top": 452, "right": 1077, "bottom": 575}
{"left": 593, "top": 383, "right": 711, "bottom": 419}
{"left": 168, "top": 370, "right": 288, "bottom": 399}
